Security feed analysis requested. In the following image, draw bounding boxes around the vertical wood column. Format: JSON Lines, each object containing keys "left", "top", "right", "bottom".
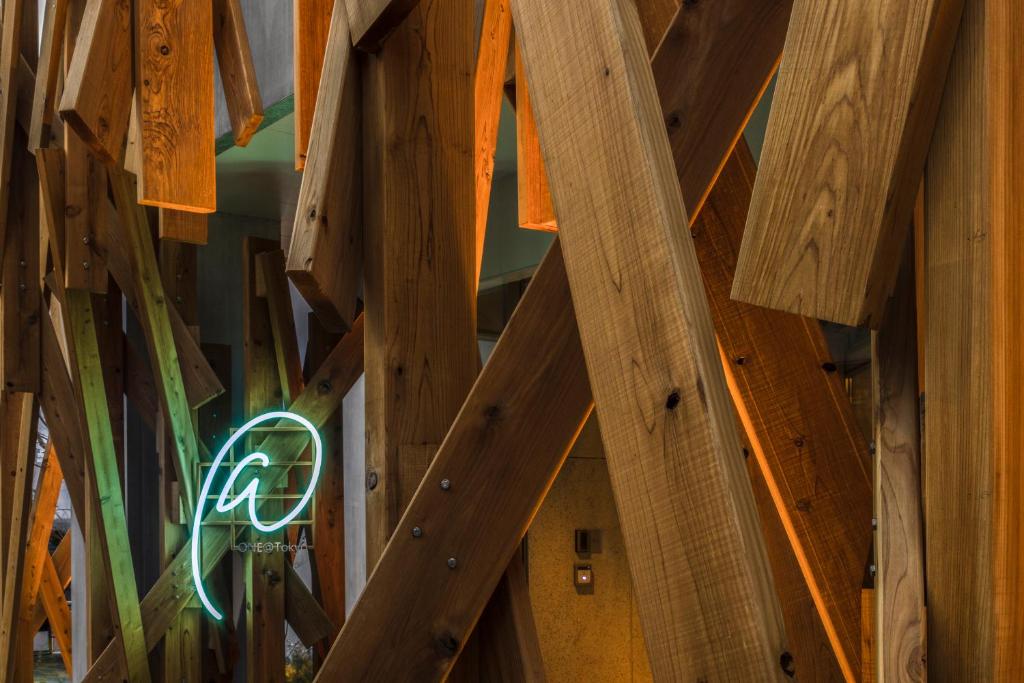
{"left": 362, "top": 0, "right": 476, "bottom": 569}
{"left": 243, "top": 237, "right": 285, "bottom": 682}
{"left": 923, "top": 0, "right": 1024, "bottom": 679}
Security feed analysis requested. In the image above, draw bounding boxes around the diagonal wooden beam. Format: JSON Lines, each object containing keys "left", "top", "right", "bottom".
{"left": 513, "top": 42, "right": 555, "bottom": 233}
{"left": 28, "top": 0, "right": 70, "bottom": 150}
{"left": 473, "top": 0, "right": 512, "bottom": 279}
{"left": 13, "top": 446, "right": 63, "bottom": 678}
{"left": 511, "top": 0, "right": 785, "bottom": 678}
{"left": 213, "top": 0, "right": 263, "bottom": 147}
{"left": 316, "top": 241, "right": 590, "bottom": 680}
{"left": 38, "top": 549, "right": 73, "bottom": 675}
{"left": 33, "top": 532, "right": 72, "bottom": 631}
{"left": 286, "top": 0, "right": 361, "bottom": 332}
{"left": 58, "top": 0, "right": 133, "bottom": 164}
{"left": 732, "top": 0, "right": 965, "bottom": 327}
{"left": 64, "top": 287, "right": 151, "bottom": 682}
{"left": 82, "top": 315, "right": 364, "bottom": 682}
{"left": 343, "top": 0, "right": 420, "bottom": 51}
{"left": 284, "top": 563, "right": 335, "bottom": 647}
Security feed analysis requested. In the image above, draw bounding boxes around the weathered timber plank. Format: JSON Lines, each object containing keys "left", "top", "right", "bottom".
{"left": 28, "top": 0, "right": 70, "bottom": 150}
{"left": 213, "top": 0, "right": 263, "bottom": 147}
{"left": 63, "top": 132, "right": 107, "bottom": 293}
{"left": 1, "top": 135, "right": 41, "bottom": 392}
{"left": 343, "top": 0, "right": 420, "bottom": 51}
{"left": 64, "top": 287, "right": 151, "bottom": 681}
{"left": 316, "top": 241, "right": 590, "bottom": 680}
{"left": 513, "top": 42, "right": 555, "bottom": 233}
{"left": 284, "top": 563, "right": 335, "bottom": 647}
{"left": 633, "top": 0, "right": 679, "bottom": 53}
{"left": 59, "top": 0, "right": 132, "bottom": 163}
{"left": 362, "top": 0, "right": 476, "bottom": 569}
{"left": 0, "top": 393, "right": 39, "bottom": 680}
{"left": 294, "top": 0, "right": 334, "bottom": 168}
{"left": 473, "top": 0, "right": 512, "bottom": 277}
{"left": 512, "top": 0, "right": 786, "bottom": 679}
{"left": 475, "top": 549, "right": 547, "bottom": 683}
{"left": 872, "top": 250, "right": 925, "bottom": 682}
{"left": 136, "top": 0, "right": 216, "bottom": 212}
{"left": 110, "top": 169, "right": 199, "bottom": 522}
{"left": 105, "top": 199, "right": 224, "bottom": 409}
{"left": 38, "top": 549, "right": 73, "bottom": 674}
{"left": 82, "top": 316, "right": 363, "bottom": 682}
{"left": 923, "top": 0, "right": 1024, "bottom": 678}
{"left": 286, "top": 0, "right": 361, "bottom": 332}
{"left": 0, "top": 0, "right": 26, "bottom": 267}
{"left": 159, "top": 208, "right": 208, "bottom": 245}
{"left": 696, "top": 143, "right": 870, "bottom": 681}
{"left": 732, "top": 0, "right": 966, "bottom": 327}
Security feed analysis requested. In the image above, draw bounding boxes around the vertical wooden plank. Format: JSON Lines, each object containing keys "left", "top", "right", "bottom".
{"left": 213, "top": 0, "right": 263, "bottom": 147}
{"left": 159, "top": 208, "right": 209, "bottom": 246}
{"left": 923, "top": 0, "right": 1024, "bottom": 679}
{"left": 243, "top": 237, "right": 286, "bottom": 683}
{"left": 28, "top": 0, "right": 71, "bottom": 150}
{"left": 362, "top": 0, "right": 476, "bottom": 570}
{"left": 862, "top": 589, "right": 877, "bottom": 683}
{"left": 63, "top": 135, "right": 108, "bottom": 293}
{"left": 873, "top": 250, "right": 926, "bottom": 682}
{"left": 0, "top": 0, "right": 26, "bottom": 266}
{"left": 286, "top": 0, "right": 361, "bottom": 333}
{"left": 475, "top": 550, "right": 547, "bottom": 683}
{"left": 732, "top": 0, "right": 966, "bottom": 327}
{"left": 473, "top": 0, "right": 512, "bottom": 278}
{"left": 0, "top": 393, "right": 38, "bottom": 682}
{"left": 513, "top": 42, "right": 555, "bottom": 233}
{"left": 64, "top": 287, "right": 152, "bottom": 682}
{"left": 136, "top": 0, "right": 216, "bottom": 212}
{"left": 58, "top": 0, "right": 133, "bottom": 163}
{"left": 1, "top": 136, "right": 41, "bottom": 393}
{"left": 511, "top": 0, "right": 786, "bottom": 679}
{"left": 294, "top": 0, "right": 335, "bottom": 169}
{"left": 697, "top": 143, "right": 870, "bottom": 681}
{"left": 305, "top": 314, "right": 344, "bottom": 631}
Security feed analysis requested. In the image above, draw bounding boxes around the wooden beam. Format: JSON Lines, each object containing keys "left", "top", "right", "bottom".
{"left": 0, "top": 393, "right": 39, "bottom": 681}
{"left": 633, "top": 0, "right": 679, "bottom": 53}
{"left": 1, "top": 135, "right": 41, "bottom": 393}
{"left": 923, "top": 0, "right": 1024, "bottom": 678}
{"left": 105, "top": 198, "right": 224, "bottom": 409}
{"left": 0, "top": 0, "right": 26, "bottom": 267}
{"left": 362, "top": 0, "right": 476, "bottom": 569}
{"left": 14, "top": 446, "right": 63, "bottom": 678}
{"left": 512, "top": 0, "right": 786, "bottom": 678}
{"left": 286, "top": 0, "right": 361, "bottom": 332}
{"left": 513, "top": 42, "right": 555, "bottom": 233}
{"left": 136, "top": 0, "right": 215, "bottom": 212}
{"left": 58, "top": 0, "right": 133, "bottom": 163}
{"left": 473, "top": 0, "right": 512, "bottom": 278}
{"left": 696, "top": 143, "right": 871, "bottom": 681}
{"left": 872, "top": 250, "right": 925, "bottom": 682}
{"left": 343, "top": 0, "right": 420, "bottom": 51}
{"left": 82, "top": 316, "right": 364, "bottom": 682}
{"left": 284, "top": 563, "right": 335, "bottom": 647}
{"left": 294, "top": 0, "right": 334, "bottom": 168}
{"left": 159, "top": 208, "right": 209, "bottom": 246}
{"left": 64, "top": 287, "right": 151, "bottom": 682}
{"left": 28, "top": 0, "right": 70, "bottom": 150}
{"left": 475, "top": 549, "right": 547, "bottom": 682}
{"left": 38, "top": 548, "right": 73, "bottom": 674}
{"left": 213, "top": 0, "right": 263, "bottom": 147}
{"left": 317, "top": 241, "right": 590, "bottom": 680}
{"left": 63, "top": 133, "right": 107, "bottom": 293}
{"left": 110, "top": 168, "right": 199, "bottom": 522}
{"left": 732, "top": 0, "right": 966, "bottom": 327}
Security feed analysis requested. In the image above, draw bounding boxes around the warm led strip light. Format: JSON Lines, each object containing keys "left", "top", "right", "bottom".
{"left": 191, "top": 411, "right": 323, "bottom": 620}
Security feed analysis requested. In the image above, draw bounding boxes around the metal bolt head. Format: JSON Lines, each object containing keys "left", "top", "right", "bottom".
{"left": 18, "top": 283, "right": 25, "bottom": 291}
{"left": 869, "top": 564, "right": 877, "bottom": 577}
{"left": 82, "top": 260, "right": 91, "bottom": 270}
{"left": 82, "top": 235, "right": 90, "bottom": 245}
{"left": 447, "top": 557, "right": 457, "bottom": 569}
{"left": 440, "top": 478, "right": 451, "bottom": 491}
{"left": 411, "top": 526, "right": 423, "bottom": 538}
{"left": 318, "top": 380, "right": 332, "bottom": 395}
{"left": 872, "top": 517, "right": 878, "bottom": 530}
{"left": 18, "top": 259, "right": 25, "bottom": 267}
{"left": 366, "top": 470, "right": 379, "bottom": 491}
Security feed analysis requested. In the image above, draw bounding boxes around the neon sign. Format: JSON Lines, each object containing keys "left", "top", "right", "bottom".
{"left": 191, "top": 411, "right": 323, "bottom": 620}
